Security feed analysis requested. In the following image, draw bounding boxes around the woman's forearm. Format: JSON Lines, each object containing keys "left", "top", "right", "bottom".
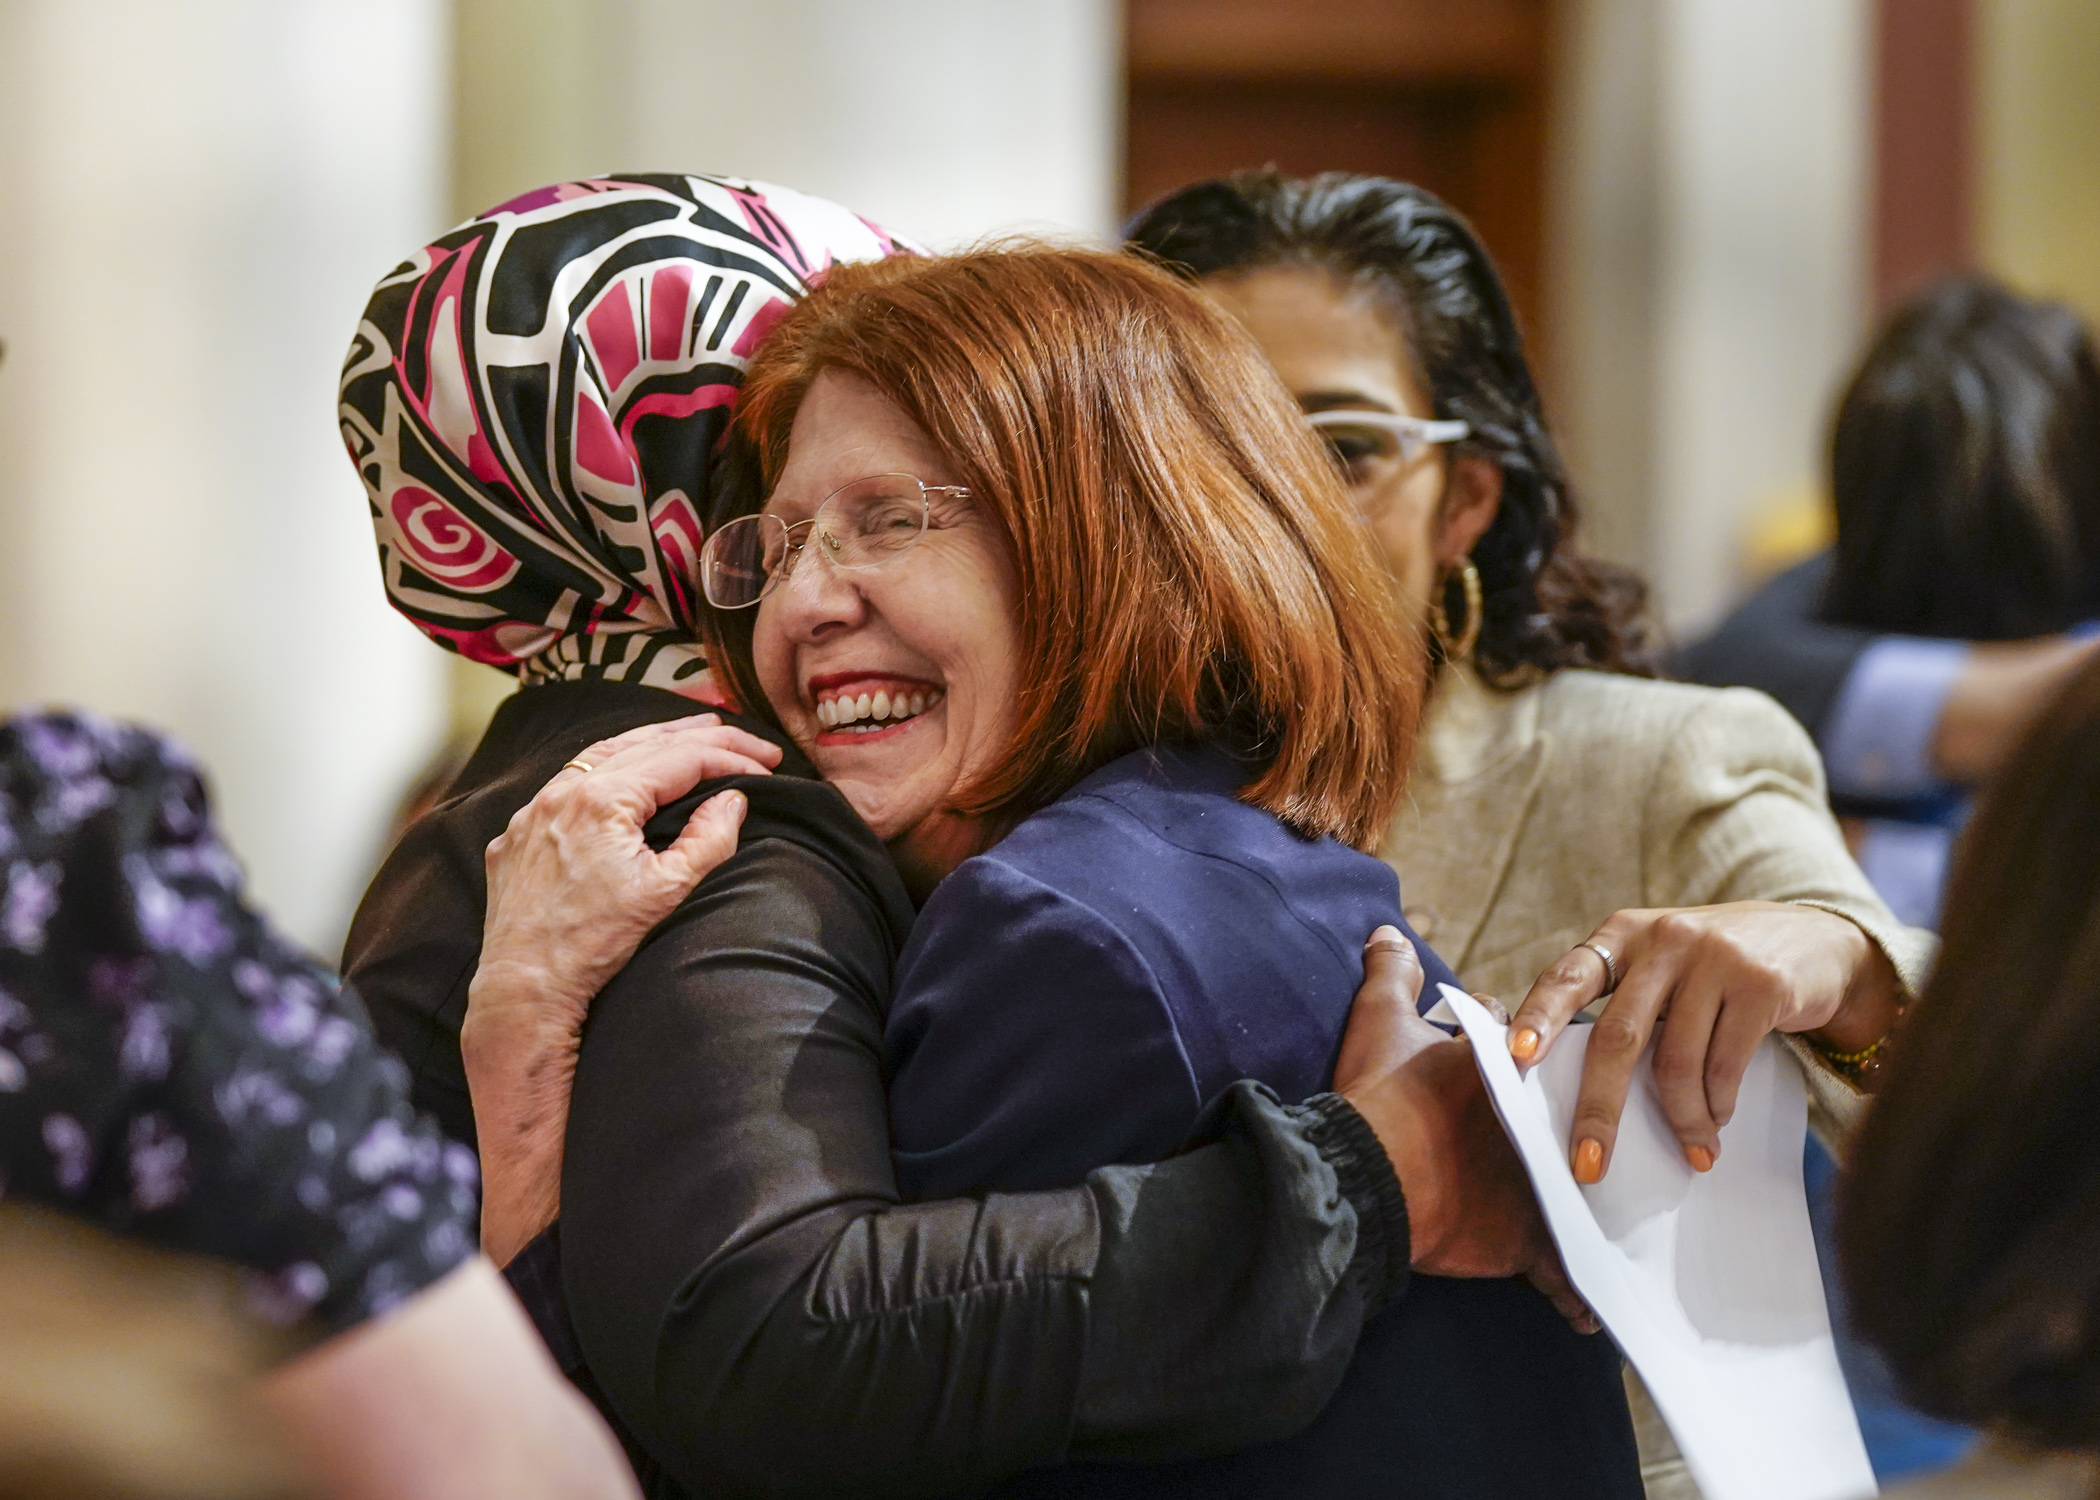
{"left": 462, "top": 975, "right": 583, "bottom": 1267}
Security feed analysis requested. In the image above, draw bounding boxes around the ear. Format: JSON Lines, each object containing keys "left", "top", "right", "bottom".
{"left": 1433, "top": 455, "right": 1502, "bottom": 569}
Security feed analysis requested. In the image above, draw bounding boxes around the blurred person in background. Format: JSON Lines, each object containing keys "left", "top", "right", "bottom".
{"left": 1682, "top": 276, "right": 2100, "bottom": 932}
{"left": 0, "top": 710, "right": 639, "bottom": 1500}
{"left": 1688, "top": 276, "right": 2100, "bottom": 1482}
{"left": 343, "top": 176, "right": 1615, "bottom": 1500}
{"left": 1841, "top": 649, "right": 2100, "bottom": 1500}
{"left": 1125, "top": 169, "right": 1938, "bottom": 1500}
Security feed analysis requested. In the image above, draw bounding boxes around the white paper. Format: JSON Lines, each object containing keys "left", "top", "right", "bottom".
{"left": 1440, "top": 984, "right": 1876, "bottom": 1500}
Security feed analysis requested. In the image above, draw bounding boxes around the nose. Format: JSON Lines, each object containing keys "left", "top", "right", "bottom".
{"left": 766, "top": 531, "right": 869, "bottom": 642}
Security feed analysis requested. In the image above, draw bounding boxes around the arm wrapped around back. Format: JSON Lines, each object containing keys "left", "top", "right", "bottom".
{"left": 557, "top": 785, "right": 1408, "bottom": 1498}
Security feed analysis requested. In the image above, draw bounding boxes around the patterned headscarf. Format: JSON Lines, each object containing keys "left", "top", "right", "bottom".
{"left": 339, "top": 174, "right": 909, "bottom": 700}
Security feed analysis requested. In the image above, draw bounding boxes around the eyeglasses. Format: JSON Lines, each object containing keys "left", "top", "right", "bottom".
{"left": 1305, "top": 409, "right": 1470, "bottom": 490}
{"left": 699, "top": 472, "right": 971, "bottom": 610}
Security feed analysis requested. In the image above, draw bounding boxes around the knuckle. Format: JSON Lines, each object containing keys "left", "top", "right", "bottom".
{"left": 1652, "top": 911, "right": 1698, "bottom": 946}
{"left": 1590, "top": 1014, "right": 1645, "bottom": 1055}
{"left": 1650, "top": 1047, "right": 1699, "bottom": 1086}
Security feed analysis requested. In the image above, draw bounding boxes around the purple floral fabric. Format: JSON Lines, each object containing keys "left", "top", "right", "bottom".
{"left": 0, "top": 711, "right": 477, "bottom": 1340}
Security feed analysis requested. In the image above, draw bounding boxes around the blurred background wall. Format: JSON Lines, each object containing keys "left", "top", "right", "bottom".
{"left": 1, "top": 0, "right": 2095, "bottom": 949}
{"left": 0, "top": 0, "right": 451, "bottom": 957}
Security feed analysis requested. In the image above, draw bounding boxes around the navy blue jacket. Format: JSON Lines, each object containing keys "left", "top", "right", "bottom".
{"left": 888, "top": 744, "right": 1640, "bottom": 1499}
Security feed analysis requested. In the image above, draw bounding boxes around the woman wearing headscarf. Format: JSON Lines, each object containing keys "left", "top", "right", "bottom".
{"left": 0, "top": 710, "right": 639, "bottom": 1499}
{"left": 341, "top": 175, "right": 1564, "bottom": 1498}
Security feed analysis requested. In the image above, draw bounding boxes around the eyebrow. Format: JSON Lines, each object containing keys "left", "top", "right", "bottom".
{"left": 1294, "top": 390, "right": 1401, "bottom": 415}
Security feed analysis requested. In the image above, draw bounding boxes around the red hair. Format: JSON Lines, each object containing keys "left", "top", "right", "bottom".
{"left": 710, "top": 246, "right": 1420, "bottom": 849}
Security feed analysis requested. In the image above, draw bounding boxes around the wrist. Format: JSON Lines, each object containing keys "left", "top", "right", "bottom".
{"left": 1304, "top": 1094, "right": 1412, "bottom": 1309}
{"left": 1807, "top": 936, "right": 1902, "bottom": 1054}
{"left": 462, "top": 1000, "right": 580, "bottom": 1067}
{"left": 1344, "top": 1069, "right": 1456, "bottom": 1270}
{"left": 466, "top": 959, "right": 593, "bottom": 1038}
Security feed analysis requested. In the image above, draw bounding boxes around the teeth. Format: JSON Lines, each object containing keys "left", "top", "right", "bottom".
{"left": 814, "top": 685, "right": 942, "bottom": 730}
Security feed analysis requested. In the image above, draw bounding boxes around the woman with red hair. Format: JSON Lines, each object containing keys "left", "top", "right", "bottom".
{"left": 345, "top": 180, "right": 1619, "bottom": 1499}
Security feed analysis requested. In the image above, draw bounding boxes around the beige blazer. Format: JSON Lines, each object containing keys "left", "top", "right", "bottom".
{"left": 1384, "top": 663, "right": 1937, "bottom": 1132}
{"left": 1382, "top": 664, "right": 1940, "bottom": 1500}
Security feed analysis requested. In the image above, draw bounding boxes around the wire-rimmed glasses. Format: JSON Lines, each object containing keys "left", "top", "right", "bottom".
{"left": 699, "top": 472, "right": 971, "bottom": 610}
{"left": 1305, "top": 409, "right": 1470, "bottom": 494}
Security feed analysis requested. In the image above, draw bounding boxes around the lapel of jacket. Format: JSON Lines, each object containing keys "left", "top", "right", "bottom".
{"left": 1383, "top": 666, "right": 1551, "bottom": 974}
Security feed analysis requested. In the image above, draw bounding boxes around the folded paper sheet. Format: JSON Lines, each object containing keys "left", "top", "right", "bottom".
{"left": 1440, "top": 985, "right": 1877, "bottom": 1500}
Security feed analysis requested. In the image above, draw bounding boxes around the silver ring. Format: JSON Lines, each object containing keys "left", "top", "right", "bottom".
{"left": 1577, "top": 941, "right": 1620, "bottom": 994}
{"left": 561, "top": 758, "right": 594, "bottom": 776}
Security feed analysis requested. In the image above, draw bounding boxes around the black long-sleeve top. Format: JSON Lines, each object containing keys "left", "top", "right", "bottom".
{"left": 344, "top": 679, "right": 1411, "bottom": 1498}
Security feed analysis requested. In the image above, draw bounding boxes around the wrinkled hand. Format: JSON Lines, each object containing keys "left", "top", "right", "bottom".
{"left": 474, "top": 714, "right": 781, "bottom": 1028}
{"left": 1506, "top": 901, "right": 1900, "bottom": 1184}
{"left": 1335, "top": 928, "right": 1596, "bottom": 1332}
{"left": 463, "top": 714, "right": 780, "bottom": 1264}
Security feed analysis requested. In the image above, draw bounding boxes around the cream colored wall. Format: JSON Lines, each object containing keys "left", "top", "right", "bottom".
{"left": 441, "top": 0, "right": 1124, "bottom": 737}
{"left": 1976, "top": 0, "right": 2100, "bottom": 326}
{"left": 450, "top": 0, "right": 1120, "bottom": 244}
{"left": 1551, "top": 0, "right": 1873, "bottom": 637}
{"left": 0, "top": 0, "right": 451, "bottom": 955}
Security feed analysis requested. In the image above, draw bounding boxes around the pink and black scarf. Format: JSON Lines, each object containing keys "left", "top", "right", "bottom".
{"left": 339, "top": 174, "right": 908, "bottom": 702}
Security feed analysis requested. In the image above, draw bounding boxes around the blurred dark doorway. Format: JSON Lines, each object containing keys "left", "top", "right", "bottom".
{"left": 1124, "top": 0, "right": 1553, "bottom": 349}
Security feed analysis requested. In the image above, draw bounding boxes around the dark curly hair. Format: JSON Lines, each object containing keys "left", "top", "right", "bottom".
{"left": 1124, "top": 170, "right": 1656, "bottom": 685}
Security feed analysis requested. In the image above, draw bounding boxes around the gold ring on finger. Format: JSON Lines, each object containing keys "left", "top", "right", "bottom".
{"left": 561, "top": 758, "right": 595, "bottom": 775}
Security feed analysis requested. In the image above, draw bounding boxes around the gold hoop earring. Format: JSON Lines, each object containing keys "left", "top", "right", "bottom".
{"left": 1429, "top": 559, "right": 1482, "bottom": 663}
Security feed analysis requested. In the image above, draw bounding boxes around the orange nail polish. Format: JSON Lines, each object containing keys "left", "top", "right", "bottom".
{"left": 1685, "top": 1145, "right": 1714, "bottom": 1173}
{"left": 1573, "top": 1138, "right": 1604, "bottom": 1183}
{"left": 1510, "top": 1028, "right": 1540, "bottom": 1062}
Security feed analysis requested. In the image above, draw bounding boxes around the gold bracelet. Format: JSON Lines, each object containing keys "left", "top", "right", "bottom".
{"left": 1808, "top": 1035, "right": 1883, "bottom": 1066}
{"left": 1805, "top": 1029, "right": 1891, "bottom": 1082}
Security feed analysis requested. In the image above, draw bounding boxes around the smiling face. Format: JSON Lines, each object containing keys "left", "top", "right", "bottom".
{"left": 1203, "top": 264, "right": 1499, "bottom": 620}
{"left": 751, "top": 368, "right": 1021, "bottom": 888}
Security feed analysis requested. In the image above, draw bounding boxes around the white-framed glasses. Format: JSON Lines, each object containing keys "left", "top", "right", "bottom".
{"left": 1305, "top": 409, "right": 1470, "bottom": 490}
{"left": 699, "top": 472, "right": 971, "bottom": 610}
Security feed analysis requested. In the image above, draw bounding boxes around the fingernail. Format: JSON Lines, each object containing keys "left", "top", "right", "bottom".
{"left": 1685, "top": 1145, "right": 1714, "bottom": 1173}
{"left": 1510, "top": 1028, "right": 1540, "bottom": 1062}
{"left": 1366, "top": 924, "right": 1402, "bottom": 947}
{"left": 1573, "top": 1138, "right": 1603, "bottom": 1184}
